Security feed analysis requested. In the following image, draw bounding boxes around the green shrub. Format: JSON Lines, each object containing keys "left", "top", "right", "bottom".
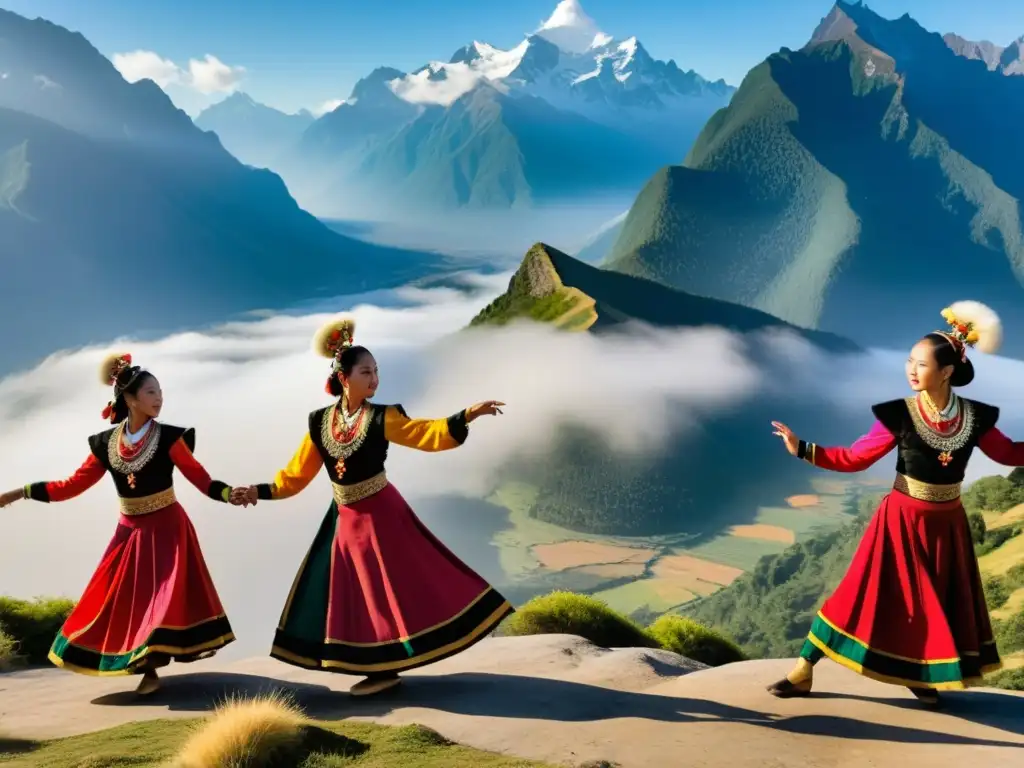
{"left": 0, "top": 627, "right": 17, "bottom": 671}
{"left": 0, "top": 596, "right": 74, "bottom": 665}
{"left": 498, "top": 591, "right": 659, "bottom": 650}
{"left": 994, "top": 612, "right": 1024, "bottom": 655}
{"left": 984, "top": 576, "right": 1011, "bottom": 611}
{"left": 647, "top": 614, "right": 746, "bottom": 667}
{"left": 963, "top": 476, "right": 1024, "bottom": 514}
{"left": 1006, "top": 561, "right": 1024, "bottom": 588}
{"left": 967, "top": 511, "right": 987, "bottom": 545}
{"left": 987, "top": 667, "right": 1024, "bottom": 691}
{"left": 975, "top": 525, "right": 1021, "bottom": 557}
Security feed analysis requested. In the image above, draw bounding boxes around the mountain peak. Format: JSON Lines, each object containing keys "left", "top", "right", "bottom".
{"left": 535, "top": 0, "right": 608, "bottom": 54}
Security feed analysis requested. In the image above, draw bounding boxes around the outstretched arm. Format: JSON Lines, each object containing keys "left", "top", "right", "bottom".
{"left": 20, "top": 454, "right": 107, "bottom": 503}
{"left": 797, "top": 421, "right": 898, "bottom": 472}
{"left": 254, "top": 432, "right": 324, "bottom": 500}
{"left": 168, "top": 438, "right": 233, "bottom": 502}
{"left": 384, "top": 405, "right": 470, "bottom": 452}
{"left": 978, "top": 427, "right": 1024, "bottom": 466}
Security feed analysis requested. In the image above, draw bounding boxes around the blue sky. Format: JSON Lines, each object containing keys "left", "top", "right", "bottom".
{"left": 4, "top": 0, "right": 1023, "bottom": 115}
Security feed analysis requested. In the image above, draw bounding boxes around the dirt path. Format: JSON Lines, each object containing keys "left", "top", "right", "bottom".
{"left": 1, "top": 635, "right": 1022, "bottom": 767}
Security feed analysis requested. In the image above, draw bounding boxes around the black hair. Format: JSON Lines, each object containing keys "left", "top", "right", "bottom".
{"left": 326, "top": 345, "right": 372, "bottom": 397}
{"left": 108, "top": 367, "right": 156, "bottom": 423}
{"left": 923, "top": 333, "right": 975, "bottom": 388}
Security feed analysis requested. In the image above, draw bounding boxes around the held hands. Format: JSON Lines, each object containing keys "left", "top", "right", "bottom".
{"left": 229, "top": 485, "right": 259, "bottom": 507}
{"left": 771, "top": 421, "right": 800, "bottom": 457}
{"left": 0, "top": 488, "right": 23, "bottom": 509}
{"left": 465, "top": 400, "right": 505, "bottom": 423}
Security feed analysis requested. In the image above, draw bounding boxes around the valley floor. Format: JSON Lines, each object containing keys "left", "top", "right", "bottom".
{"left": 489, "top": 476, "right": 892, "bottom": 615}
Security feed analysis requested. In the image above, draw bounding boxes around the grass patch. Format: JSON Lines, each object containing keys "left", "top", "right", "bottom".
{"left": 0, "top": 706, "right": 552, "bottom": 767}
{"left": 497, "top": 591, "right": 745, "bottom": 667}
{"left": 680, "top": 535, "right": 790, "bottom": 571}
{"left": 498, "top": 591, "right": 659, "bottom": 651}
{"left": 647, "top": 615, "right": 746, "bottom": 667}
{"left": 591, "top": 579, "right": 696, "bottom": 615}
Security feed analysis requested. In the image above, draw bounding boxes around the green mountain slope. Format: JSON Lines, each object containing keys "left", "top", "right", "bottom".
{"left": 468, "top": 244, "right": 861, "bottom": 537}
{"left": 350, "top": 85, "right": 673, "bottom": 211}
{"left": 472, "top": 242, "right": 858, "bottom": 350}
{"left": 605, "top": 1, "right": 1024, "bottom": 356}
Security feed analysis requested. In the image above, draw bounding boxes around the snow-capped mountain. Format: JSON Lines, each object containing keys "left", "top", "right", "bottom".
{"left": 389, "top": 0, "right": 732, "bottom": 125}
{"left": 279, "top": 0, "right": 735, "bottom": 216}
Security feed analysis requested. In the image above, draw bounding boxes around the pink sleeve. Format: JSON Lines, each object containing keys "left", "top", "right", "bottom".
{"left": 977, "top": 427, "right": 1024, "bottom": 467}
{"left": 801, "top": 420, "right": 897, "bottom": 473}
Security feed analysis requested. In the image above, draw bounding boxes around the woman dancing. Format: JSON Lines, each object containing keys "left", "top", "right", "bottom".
{"left": 232, "top": 316, "right": 513, "bottom": 697}
{"left": 0, "top": 353, "right": 239, "bottom": 695}
{"left": 767, "top": 301, "right": 1024, "bottom": 708}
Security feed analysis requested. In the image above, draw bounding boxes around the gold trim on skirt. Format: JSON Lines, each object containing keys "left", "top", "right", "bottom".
{"left": 892, "top": 473, "right": 961, "bottom": 502}
{"left": 119, "top": 488, "right": 177, "bottom": 516}
{"left": 332, "top": 472, "right": 388, "bottom": 506}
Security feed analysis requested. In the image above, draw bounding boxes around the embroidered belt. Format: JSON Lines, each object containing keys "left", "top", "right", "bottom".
{"left": 119, "top": 488, "right": 177, "bottom": 516}
{"left": 332, "top": 472, "right": 388, "bottom": 506}
{"left": 893, "top": 473, "right": 961, "bottom": 502}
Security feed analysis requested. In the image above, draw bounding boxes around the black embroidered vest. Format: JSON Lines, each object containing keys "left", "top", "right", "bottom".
{"left": 871, "top": 397, "right": 999, "bottom": 485}
{"left": 308, "top": 402, "right": 398, "bottom": 486}
{"left": 87, "top": 422, "right": 194, "bottom": 498}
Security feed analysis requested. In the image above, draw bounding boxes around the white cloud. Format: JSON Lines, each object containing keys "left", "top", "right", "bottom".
{"left": 388, "top": 40, "right": 527, "bottom": 107}
{"left": 3, "top": 275, "right": 1024, "bottom": 658}
{"left": 111, "top": 49, "right": 244, "bottom": 95}
{"left": 187, "top": 54, "right": 246, "bottom": 95}
{"left": 312, "top": 98, "right": 345, "bottom": 117}
{"left": 111, "top": 50, "right": 182, "bottom": 88}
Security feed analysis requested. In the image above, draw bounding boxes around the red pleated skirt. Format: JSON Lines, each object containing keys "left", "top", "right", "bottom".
{"left": 271, "top": 482, "right": 513, "bottom": 674}
{"left": 48, "top": 502, "right": 234, "bottom": 675}
{"left": 806, "top": 488, "right": 1002, "bottom": 689}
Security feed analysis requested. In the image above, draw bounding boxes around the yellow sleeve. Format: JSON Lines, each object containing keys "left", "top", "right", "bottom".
{"left": 383, "top": 405, "right": 470, "bottom": 453}
{"left": 256, "top": 433, "right": 324, "bottom": 500}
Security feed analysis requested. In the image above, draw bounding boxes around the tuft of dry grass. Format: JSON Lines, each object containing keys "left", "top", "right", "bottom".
{"left": 169, "top": 690, "right": 309, "bottom": 768}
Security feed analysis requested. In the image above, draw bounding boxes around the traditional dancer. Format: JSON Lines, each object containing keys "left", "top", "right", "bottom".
{"left": 767, "top": 301, "right": 1024, "bottom": 708}
{"left": 232, "top": 316, "right": 513, "bottom": 697}
{"left": 0, "top": 353, "right": 239, "bottom": 695}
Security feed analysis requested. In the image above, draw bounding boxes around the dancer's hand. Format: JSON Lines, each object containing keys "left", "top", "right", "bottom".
{"left": 229, "top": 486, "right": 258, "bottom": 507}
{"left": 771, "top": 421, "right": 800, "bottom": 456}
{"left": 0, "top": 488, "right": 24, "bottom": 508}
{"left": 466, "top": 401, "right": 505, "bottom": 423}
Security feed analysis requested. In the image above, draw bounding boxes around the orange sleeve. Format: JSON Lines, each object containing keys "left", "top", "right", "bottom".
{"left": 25, "top": 454, "right": 106, "bottom": 502}
{"left": 383, "top": 405, "right": 469, "bottom": 452}
{"left": 168, "top": 438, "right": 232, "bottom": 502}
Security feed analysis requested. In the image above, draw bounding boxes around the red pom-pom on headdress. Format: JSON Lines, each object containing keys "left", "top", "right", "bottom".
{"left": 98, "top": 351, "right": 136, "bottom": 422}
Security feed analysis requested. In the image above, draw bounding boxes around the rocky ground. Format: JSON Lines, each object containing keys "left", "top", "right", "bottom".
{"left": 1, "top": 634, "right": 1022, "bottom": 767}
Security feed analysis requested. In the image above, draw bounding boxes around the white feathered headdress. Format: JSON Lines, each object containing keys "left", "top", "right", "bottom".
{"left": 938, "top": 300, "right": 1003, "bottom": 357}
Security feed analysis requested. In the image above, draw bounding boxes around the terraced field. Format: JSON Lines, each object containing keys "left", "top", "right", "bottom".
{"left": 485, "top": 475, "right": 890, "bottom": 617}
